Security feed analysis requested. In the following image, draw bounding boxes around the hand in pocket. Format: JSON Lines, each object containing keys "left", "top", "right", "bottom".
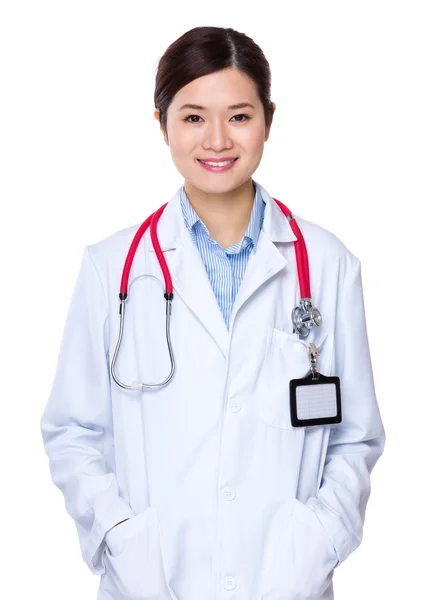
{"left": 102, "top": 506, "right": 177, "bottom": 600}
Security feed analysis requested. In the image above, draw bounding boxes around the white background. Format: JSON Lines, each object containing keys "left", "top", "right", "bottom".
{"left": 1, "top": 1, "right": 430, "bottom": 598}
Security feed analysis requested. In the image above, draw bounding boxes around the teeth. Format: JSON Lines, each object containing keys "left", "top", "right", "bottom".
{"left": 200, "top": 159, "right": 235, "bottom": 167}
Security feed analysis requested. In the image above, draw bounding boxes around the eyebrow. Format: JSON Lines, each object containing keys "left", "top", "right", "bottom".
{"left": 178, "top": 102, "right": 255, "bottom": 111}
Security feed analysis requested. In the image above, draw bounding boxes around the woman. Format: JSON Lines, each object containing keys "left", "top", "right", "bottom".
{"left": 41, "top": 25, "right": 385, "bottom": 600}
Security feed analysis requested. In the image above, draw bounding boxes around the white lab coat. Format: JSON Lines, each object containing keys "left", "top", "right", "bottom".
{"left": 40, "top": 181, "right": 385, "bottom": 600}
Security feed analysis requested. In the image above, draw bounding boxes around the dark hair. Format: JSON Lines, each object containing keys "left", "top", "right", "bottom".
{"left": 154, "top": 26, "right": 274, "bottom": 131}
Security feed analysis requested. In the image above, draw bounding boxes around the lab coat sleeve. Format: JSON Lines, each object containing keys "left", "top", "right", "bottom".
{"left": 304, "top": 251, "right": 386, "bottom": 566}
{"left": 40, "top": 246, "right": 135, "bottom": 575}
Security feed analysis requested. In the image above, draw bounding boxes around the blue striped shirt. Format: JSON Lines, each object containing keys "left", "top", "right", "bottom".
{"left": 180, "top": 182, "right": 266, "bottom": 330}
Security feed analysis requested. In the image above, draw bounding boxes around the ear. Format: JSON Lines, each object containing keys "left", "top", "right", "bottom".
{"left": 265, "top": 102, "right": 276, "bottom": 142}
{"left": 154, "top": 108, "right": 169, "bottom": 145}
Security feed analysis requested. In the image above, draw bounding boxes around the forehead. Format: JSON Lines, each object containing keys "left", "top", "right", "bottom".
{"left": 171, "top": 68, "right": 259, "bottom": 108}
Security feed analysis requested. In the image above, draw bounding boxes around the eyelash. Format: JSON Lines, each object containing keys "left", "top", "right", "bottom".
{"left": 184, "top": 114, "right": 251, "bottom": 123}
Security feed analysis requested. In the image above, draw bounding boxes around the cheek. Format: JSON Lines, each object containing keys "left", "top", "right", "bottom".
{"left": 239, "top": 123, "right": 266, "bottom": 150}
{"left": 168, "top": 130, "right": 197, "bottom": 158}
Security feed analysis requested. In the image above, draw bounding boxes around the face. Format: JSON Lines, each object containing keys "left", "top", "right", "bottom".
{"left": 154, "top": 67, "right": 275, "bottom": 196}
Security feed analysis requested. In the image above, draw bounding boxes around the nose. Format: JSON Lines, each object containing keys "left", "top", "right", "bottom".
{"left": 202, "top": 118, "right": 233, "bottom": 152}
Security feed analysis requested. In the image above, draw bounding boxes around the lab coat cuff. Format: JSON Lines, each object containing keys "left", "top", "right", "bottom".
{"left": 84, "top": 495, "right": 135, "bottom": 574}
{"left": 306, "top": 497, "right": 355, "bottom": 566}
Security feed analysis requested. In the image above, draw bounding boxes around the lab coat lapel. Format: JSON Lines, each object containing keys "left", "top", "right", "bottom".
{"left": 171, "top": 235, "right": 230, "bottom": 356}
{"left": 148, "top": 188, "right": 229, "bottom": 358}
{"left": 230, "top": 184, "right": 298, "bottom": 325}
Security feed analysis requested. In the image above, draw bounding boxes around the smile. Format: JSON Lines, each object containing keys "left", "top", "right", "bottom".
{"left": 197, "top": 158, "right": 239, "bottom": 172}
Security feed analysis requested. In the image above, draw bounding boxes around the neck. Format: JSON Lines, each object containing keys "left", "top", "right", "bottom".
{"left": 183, "top": 179, "right": 256, "bottom": 248}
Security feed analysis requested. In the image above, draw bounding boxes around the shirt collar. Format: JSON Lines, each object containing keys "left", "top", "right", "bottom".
{"left": 180, "top": 180, "right": 265, "bottom": 253}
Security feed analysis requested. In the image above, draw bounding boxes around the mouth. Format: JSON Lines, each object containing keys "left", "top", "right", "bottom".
{"left": 197, "top": 157, "right": 239, "bottom": 172}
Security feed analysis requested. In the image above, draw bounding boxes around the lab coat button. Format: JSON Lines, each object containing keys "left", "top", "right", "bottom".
{"left": 222, "top": 486, "right": 236, "bottom": 500}
{"left": 223, "top": 576, "right": 237, "bottom": 590}
{"left": 229, "top": 400, "right": 242, "bottom": 412}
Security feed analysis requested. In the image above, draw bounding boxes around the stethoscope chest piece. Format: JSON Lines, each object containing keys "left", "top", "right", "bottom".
{"left": 291, "top": 297, "right": 323, "bottom": 338}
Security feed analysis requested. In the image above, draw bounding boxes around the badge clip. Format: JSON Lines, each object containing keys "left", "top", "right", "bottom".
{"left": 309, "top": 342, "right": 319, "bottom": 380}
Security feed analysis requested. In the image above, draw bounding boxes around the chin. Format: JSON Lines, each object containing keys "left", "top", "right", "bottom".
{"left": 186, "top": 173, "right": 254, "bottom": 195}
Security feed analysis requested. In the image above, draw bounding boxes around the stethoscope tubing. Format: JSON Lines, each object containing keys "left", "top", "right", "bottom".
{"left": 111, "top": 198, "right": 315, "bottom": 391}
{"left": 119, "top": 199, "right": 311, "bottom": 299}
{"left": 274, "top": 200, "right": 310, "bottom": 298}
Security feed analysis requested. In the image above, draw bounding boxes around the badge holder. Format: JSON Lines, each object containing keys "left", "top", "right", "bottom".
{"left": 290, "top": 343, "right": 342, "bottom": 427}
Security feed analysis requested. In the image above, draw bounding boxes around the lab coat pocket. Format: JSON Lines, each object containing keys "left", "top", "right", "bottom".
{"left": 256, "top": 327, "right": 330, "bottom": 430}
{"left": 288, "top": 498, "right": 339, "bottom": 598}
{"left": 261, "top": 498, "right": 338, "bottom": 600}
{"left": 102, "top": 506, "right": 177, "bottom": 600}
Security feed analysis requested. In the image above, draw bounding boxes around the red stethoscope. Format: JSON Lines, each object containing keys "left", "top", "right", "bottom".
{"left": 110, "top": 199, "right": 322, "bottom": 391}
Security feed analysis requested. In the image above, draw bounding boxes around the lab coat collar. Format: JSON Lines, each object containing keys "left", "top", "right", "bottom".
{"left": 148, "top": 180, "right": 298, "bottom": 252}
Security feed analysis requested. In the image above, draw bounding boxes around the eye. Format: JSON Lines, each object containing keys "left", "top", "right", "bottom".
{"left": 231, "top": 114, "right": 250, "bottom": 122}
{"left": 183, "top": 113, "right": 251, "bottom": 123}
{"left": 184, "top": 115, "right": 203, "bottom": 123}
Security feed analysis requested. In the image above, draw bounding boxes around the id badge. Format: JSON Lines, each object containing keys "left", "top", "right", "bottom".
{"left": 290, "top": 343, "right": 342, "bottom": 427}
